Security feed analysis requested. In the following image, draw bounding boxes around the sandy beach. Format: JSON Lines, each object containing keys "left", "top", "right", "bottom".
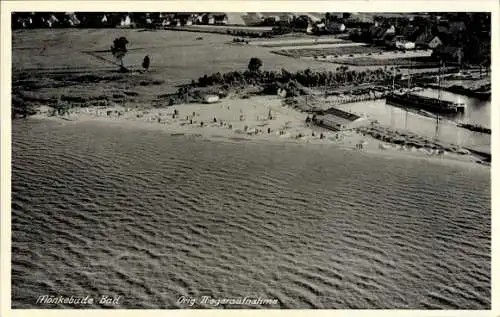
{"left": 31, "top": 95, "right": 485, "bottom": 167}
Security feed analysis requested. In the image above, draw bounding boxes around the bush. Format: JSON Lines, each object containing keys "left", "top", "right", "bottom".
{"left": 248, "top": 57, "right": 263, "bottom": 72}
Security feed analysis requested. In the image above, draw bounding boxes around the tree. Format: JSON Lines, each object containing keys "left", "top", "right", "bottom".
{"left": 111, "top": 36, "right": 129, "bottom": 72}
{"left": 248, "top": 57, "right": 263, "bottom": 72}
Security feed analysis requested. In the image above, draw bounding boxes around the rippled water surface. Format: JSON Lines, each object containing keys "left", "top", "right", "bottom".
{"left": 11, "top": 119, "right": 491, "bottom": 309}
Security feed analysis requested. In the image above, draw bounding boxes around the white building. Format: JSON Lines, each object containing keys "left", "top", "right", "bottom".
{"left": 306, "top": 23, "right": 314, "bottom": 34}
{"left": 428, "top": 36, "right": 443, "bottom": 49}
{"left": 47, "top": 14, "right": 59, "bottom": 27}
{"left": 203, "top": 95, "right": 220, "bottom": 104}
{"left": 395, "top": 40, "right": 416, "bottom": 50}
{"left": 120, "top": 15, "right": 132, "bottom": 27}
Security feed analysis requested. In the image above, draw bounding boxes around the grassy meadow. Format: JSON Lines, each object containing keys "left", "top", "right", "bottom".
{"left": 12, "top": 28, "right": 351, "bottom": 88}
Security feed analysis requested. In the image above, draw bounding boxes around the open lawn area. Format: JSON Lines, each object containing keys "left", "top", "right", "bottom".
{"left": 14, "top": 29, "right": 375, "bottom": 87}
{"left": 13, "top": 28, "right": 398, "bottom": 107}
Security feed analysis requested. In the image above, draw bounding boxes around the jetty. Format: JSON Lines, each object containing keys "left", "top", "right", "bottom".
{"left": 464, "top": 145, "right": 491, "bottom": 162}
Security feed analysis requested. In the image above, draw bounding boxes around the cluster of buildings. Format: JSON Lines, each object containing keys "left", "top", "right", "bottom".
{"left": 13, "top": 12, "right": 82, "bottom": 28}
{"left": 11, "top": 12, "right": 233, "bottom": 29}
{"left": 346, "top": 13, "right": 490, "bottom": 65}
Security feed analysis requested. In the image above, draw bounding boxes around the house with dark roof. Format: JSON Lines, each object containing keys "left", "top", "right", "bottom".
{"left": 211, "top": 13, "right": 228, "bottom": 25}
{"left": 373, "top": 25, "right": 395, "bottom": 45}
{"left": 400, "top": 24, "right": 421, "bottom": 39}
{"left": 449, "top": 20, "right": 467, "bottom": 33}
{"left": 427, "top": 36, "right": 443, "bottom": 49}
{"left": 369, "top": 24, "right": 384, "bottom": 38}
{"left": 436, "top": 23, "right": 450, "bottom": 34}
{"left": 326, "top": 21, "right": 346, "bottom": 33}
{"left": 241, "top": 13, "right": 263, "bottom": 26}
{"left": 414, "top": 27, "right": 442, "bottom": 48}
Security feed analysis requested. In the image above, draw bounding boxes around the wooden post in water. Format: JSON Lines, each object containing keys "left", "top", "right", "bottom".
{"left": 405, "top": 69, "right": 410, "bottom": 130}
{"left": 435, "top": 60, "right": 444, "bottom": 139}
{"left": 435, "top": 114, "right": 439, "bottom": 138}
{"left": 390, "top": 68, "right": 396, "bottom": 127}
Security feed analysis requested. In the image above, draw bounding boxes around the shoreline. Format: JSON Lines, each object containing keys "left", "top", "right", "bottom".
{"left": 25, "top": 96, "right": 488, "bottom": 169}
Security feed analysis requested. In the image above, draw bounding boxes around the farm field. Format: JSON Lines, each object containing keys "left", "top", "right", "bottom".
{"left": 323, "top": 57, "right": 440, "bottom": 67}
{"left": 251, "top": 38, "right": 345, "bottom": 47}
{"left": 266, "top": 42, "right": 367, "bottom": 50}
{"left": 181, "top": 24, "right": 274, "bottom": 31}
{"left": 272, "top": 45, "right": 436, "bottom": 67}
{"left": 272, "top": 45, "right": 385, "bottom": 58}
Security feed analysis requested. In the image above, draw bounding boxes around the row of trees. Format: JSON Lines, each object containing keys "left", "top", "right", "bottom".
{"left": 192, "top": 61, "right": 393, "bottom": 89}
{"left": 163, "top": 58, "right": 403, "bottom": 106}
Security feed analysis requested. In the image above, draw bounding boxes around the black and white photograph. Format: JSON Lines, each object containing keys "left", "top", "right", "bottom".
{"left": 3, "top": 1, "right": 496, "bottom": 312}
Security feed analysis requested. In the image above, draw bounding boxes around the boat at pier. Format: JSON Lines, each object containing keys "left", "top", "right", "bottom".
{"left": 386, "top": 92, "right": 466, "bottom": 114}
{"left": 387, "top": 62, "right": 465, "bottom": 115}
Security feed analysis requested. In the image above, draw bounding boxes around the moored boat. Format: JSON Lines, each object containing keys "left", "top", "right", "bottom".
{"left": 386, "top": 92, "right": 466, "bottom": 114}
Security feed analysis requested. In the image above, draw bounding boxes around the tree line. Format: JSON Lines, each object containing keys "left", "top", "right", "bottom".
{"left": 191, "top": 63, "right": 393, "bottom": 89}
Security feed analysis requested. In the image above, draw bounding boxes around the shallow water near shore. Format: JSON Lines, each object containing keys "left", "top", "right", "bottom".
{"left": 335, "top": 95, "right": 491, "bottom": 150}
{"left": 11, "top": 119, "right": 490, "bottom": 309}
